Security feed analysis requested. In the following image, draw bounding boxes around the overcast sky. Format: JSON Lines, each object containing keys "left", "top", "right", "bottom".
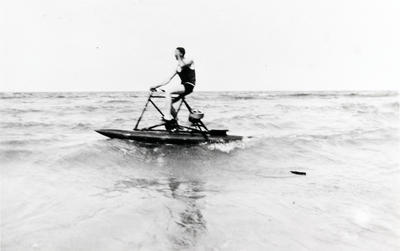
{"left": 1, "top": 0, "right": 399, "bottom": 91}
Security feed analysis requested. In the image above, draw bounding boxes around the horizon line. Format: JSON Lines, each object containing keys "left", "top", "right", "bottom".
{"left": 0, "top": 89, "right": 398, "bottom": 93}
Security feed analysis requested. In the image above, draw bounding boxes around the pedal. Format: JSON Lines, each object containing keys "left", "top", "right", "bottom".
{"left": 164, "top": 119, "right": 179, "bottom": 131}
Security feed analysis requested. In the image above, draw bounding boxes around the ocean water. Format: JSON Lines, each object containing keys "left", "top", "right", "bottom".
{"left": 1, "top": 91, "right": 399, "bottom": 251}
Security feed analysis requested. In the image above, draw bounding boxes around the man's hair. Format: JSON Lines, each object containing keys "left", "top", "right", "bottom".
{"left": 176, "top": 47, "right": 185, "bottom": 56}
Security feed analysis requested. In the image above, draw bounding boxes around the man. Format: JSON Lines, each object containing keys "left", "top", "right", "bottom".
{"left": 150, "top": 47, "right": 196, "bottom": 121}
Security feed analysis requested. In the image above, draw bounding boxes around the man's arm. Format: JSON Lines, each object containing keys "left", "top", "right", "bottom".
{"left": 150, "top": 70, "right": 177, "bottom": 91}
{"left": 177, "top": 58, "right": 194, "bottom": 68}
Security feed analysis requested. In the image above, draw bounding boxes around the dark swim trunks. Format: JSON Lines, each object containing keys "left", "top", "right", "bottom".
{"left": 177, "top": 65, "right": 196, "bottom": 96}
{"left": 183, "top": 82, "right": 194, "bottom": 95}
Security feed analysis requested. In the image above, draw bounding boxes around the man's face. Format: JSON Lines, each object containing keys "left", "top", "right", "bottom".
{"left": 174, "top": 49, "right": 181, "bottom": 60}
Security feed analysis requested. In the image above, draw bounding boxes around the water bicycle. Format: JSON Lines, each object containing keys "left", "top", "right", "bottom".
{"left": 95, "top": 90, "right": 242, "bottom": 144}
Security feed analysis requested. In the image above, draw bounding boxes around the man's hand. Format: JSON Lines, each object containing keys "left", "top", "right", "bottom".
{"left": 150, "top": 70, "right": 177, "bottom": 92}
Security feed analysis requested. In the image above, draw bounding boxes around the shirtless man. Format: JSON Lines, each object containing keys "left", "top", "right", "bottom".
{"left": 150, "top": 47, "right": 196, "bottom": 121}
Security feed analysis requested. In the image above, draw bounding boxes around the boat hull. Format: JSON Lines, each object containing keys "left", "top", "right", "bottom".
{"left": 95, "top": 129, "right": 242, "bottom": 144}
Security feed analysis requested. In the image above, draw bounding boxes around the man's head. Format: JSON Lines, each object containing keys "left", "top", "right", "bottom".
{"left": 175, "top": 47, "right": 185, "bottom": 59}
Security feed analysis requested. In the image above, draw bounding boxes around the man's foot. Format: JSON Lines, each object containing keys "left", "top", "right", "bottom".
{"left": 162, "top": 118, "right": 178, "bottom": 131}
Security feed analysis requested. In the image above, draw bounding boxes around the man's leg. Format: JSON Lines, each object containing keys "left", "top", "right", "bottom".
{"left": 163, "top": 84, "right": 185, "bottom": 120}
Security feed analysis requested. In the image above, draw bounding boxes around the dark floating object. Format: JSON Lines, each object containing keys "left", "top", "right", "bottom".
{"left": 290, "top": 171, "right": 307, "bottom": 176}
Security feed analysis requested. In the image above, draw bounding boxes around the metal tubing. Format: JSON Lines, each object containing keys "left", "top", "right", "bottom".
{"left": 134, "top": 94, "right": 151, "bottom": 130}
{"left": 149, "top": 99, "right": 165, "bottom": 116}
